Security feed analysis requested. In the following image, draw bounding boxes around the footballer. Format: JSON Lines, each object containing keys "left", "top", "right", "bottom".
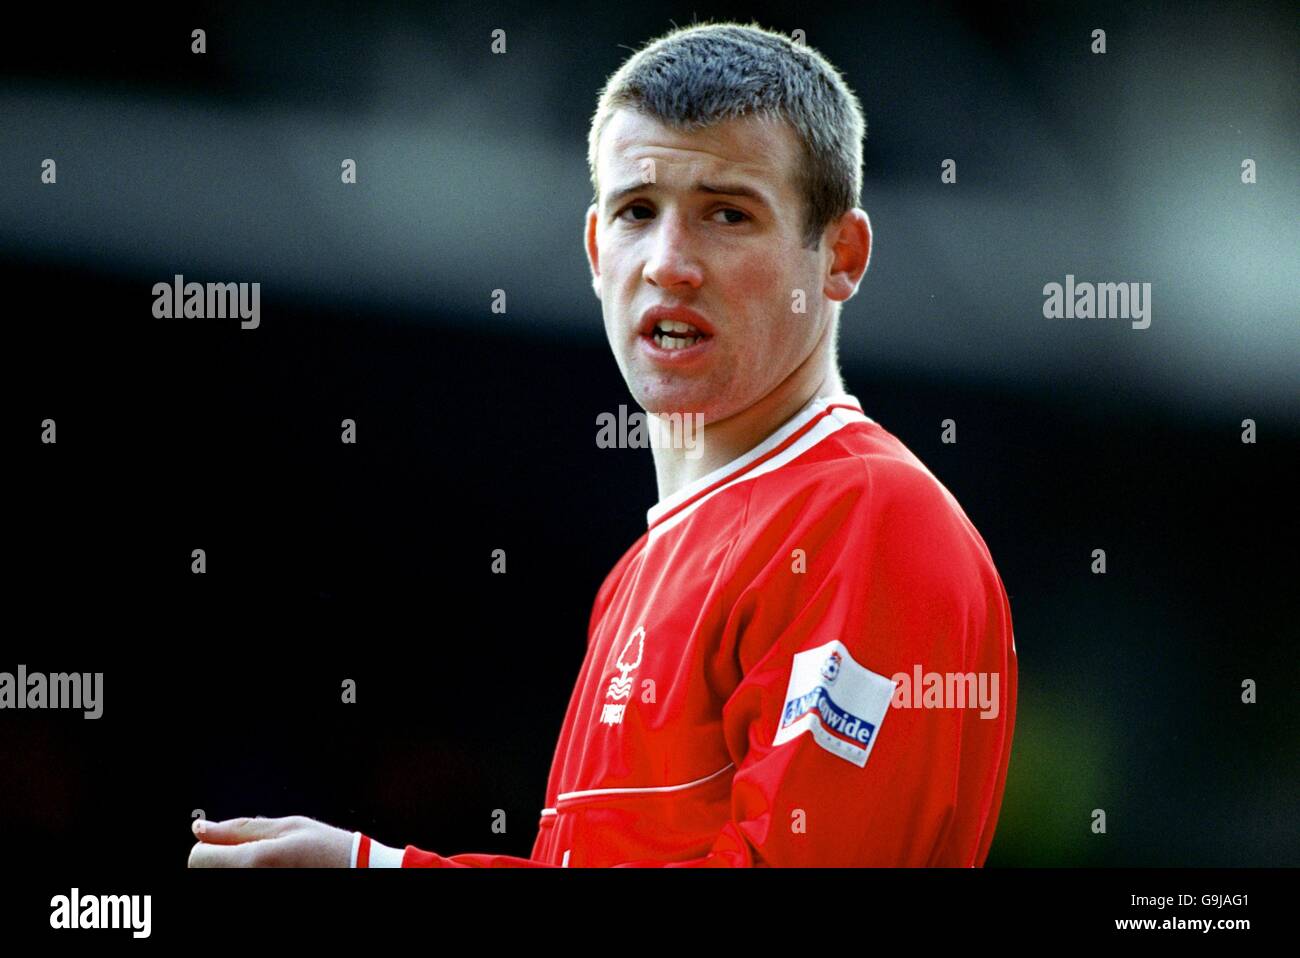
{"left": 190, "top": 21, "right": 1017, "bottom": 869}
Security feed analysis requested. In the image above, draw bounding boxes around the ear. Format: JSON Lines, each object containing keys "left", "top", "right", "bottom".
{"left": 823, "top": 208, "right": 872, "bottom": 303}
{"left": 584, "top": 203, "right": 601, "bottom": 299}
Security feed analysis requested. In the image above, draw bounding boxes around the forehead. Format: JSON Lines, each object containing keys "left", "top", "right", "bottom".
{"left": 597, "top": 108, "right": 801, "bottom": 200}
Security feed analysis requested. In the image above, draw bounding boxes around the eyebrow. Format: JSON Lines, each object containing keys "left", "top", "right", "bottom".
{"left": 604, "top": 180, "right": 774, "bottom": 212}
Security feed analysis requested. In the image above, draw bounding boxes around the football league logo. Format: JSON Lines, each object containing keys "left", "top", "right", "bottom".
{"left": 601, "top": 625, "right": 645, "bottom": 726}
{"left": 821, "top": 651, "right": 842, "bottom": 683}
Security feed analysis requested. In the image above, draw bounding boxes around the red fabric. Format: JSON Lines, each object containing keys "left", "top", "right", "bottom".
{"left": 374, "top": 404, "right": 1017, "bottom": 868}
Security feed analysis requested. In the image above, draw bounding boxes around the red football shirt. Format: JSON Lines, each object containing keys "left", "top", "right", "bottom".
{"left": 354, "top": 393, "right": 1017, "bottom": 867}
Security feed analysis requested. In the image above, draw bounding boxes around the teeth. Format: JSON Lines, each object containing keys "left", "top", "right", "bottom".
{"left": 650, "top": 317, "right": 706, "bottom": 350}
{"left": 654, "top": 332, "right": 701, "bottom": 350}
{"left": 658, "top": 319, "right": 700, "bottom": 335}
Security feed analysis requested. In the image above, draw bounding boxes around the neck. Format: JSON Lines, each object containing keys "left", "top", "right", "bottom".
{"left": 649, "top": 350, "right": 846, "bottom": 502}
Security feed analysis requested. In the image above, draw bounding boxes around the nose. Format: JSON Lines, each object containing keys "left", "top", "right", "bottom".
{"left": 643, "top": 213, "right": 703, "bottom": 290}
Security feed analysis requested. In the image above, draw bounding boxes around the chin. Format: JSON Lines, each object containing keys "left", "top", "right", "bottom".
{"left": 632, "top": 384, "right": 710, "bottom": 418}
{"left": 637, "top": 389, "right": 739, "bottom": 427}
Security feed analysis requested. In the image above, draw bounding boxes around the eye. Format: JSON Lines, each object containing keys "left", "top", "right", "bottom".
{"left": 614, "top": 203, "right": 751, "bottom": 225}
{"left": 616, "top": 203, "right": 654, "bottom": 222}
{"left": 711, "top": 207, "right": 751, "bottom": 225}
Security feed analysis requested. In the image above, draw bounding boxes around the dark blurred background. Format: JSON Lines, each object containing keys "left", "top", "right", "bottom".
{"left": 2, "top": 0, "right": 1297, "bottom": 878}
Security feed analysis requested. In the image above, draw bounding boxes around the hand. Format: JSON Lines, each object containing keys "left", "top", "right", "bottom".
{"left": 188, "top": 815, "right": 354, "bottom": 868}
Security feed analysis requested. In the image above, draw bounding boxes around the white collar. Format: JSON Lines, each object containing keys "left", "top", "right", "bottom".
{"left": 645, "top": 393, "right": 871, "bottom": 532}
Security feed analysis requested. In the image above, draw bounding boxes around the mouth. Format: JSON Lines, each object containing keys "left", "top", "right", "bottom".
{"left": 636, "top": 307, "right": 716, "bottom": 362}
{"left": 637, "top": 321, "right": 716, "bottom": 364}
{"left": 648, "top": 319, "right": 710, "bottom": 351}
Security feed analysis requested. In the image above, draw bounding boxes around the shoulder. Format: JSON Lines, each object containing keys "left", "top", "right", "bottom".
{"left": 743, "top": 424, "right": 970, "bottom": 536}
{"left": 739, "top": 423, "right": 999, "bottom": 592}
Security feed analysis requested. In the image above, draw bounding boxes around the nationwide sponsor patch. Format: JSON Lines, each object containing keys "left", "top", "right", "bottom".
{"left": 773, "top": 640, "right": 897, "bottom": 767}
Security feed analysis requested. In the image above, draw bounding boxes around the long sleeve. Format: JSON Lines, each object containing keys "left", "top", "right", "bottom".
{"left": 350, "top": 832, "right": 553, "bottom": 868}
{"left": 353, "top": 456, "right": 1016, "bottom": 868}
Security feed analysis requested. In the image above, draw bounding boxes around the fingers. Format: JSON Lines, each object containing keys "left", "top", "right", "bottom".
{"left": 188, "top": 838, "right": 270, "bottom": 868}
{"left": 186, "top": 817, "right": 348, "bottom": 867}
{"left": 192, "top": 815, "right": 295, "bottom": 845}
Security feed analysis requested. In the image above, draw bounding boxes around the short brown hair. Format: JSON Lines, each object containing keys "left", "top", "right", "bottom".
{"left": 587, "top": 21, "right": 866, "bottom": 250}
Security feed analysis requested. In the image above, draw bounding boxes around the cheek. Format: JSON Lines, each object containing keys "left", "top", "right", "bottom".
{"left": 605, "top": 250, "right": 641, "bottom": 305}
{"left": 596, "top": 250, "right": 629, "bottom": 325}
{"left": 732, "top": 255, "right": 811, "bottom": 345}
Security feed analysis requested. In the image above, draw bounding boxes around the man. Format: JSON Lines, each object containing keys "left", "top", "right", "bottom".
{"left": 190, "top": 21, "right": 1016, "bottom": 869}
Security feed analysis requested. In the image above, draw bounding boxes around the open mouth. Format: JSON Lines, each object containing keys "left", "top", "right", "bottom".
{"left": 649, "top": 319, "right": 710, "bottom": 350}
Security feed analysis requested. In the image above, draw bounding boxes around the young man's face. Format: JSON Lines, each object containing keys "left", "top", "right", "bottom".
{"left": 586, "top": 108, "right": 860, "bottom": 422}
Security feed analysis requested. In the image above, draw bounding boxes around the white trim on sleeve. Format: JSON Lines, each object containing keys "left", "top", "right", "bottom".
{"left": 369, "top": 839, "right": 405, "bottom": 868}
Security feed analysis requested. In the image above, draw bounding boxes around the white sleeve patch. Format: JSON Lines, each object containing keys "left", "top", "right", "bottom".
{"left": 773, "top": 639, "right": 897, "bottom": 768}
